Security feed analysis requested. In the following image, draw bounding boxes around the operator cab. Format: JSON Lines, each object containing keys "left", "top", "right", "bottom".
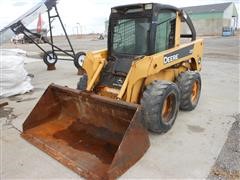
{"left": 97, "top": 3, "right": 196, "bottom": 92}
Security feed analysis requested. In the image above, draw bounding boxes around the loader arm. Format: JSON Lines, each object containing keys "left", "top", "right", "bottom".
{"left": 82, "top": 49, "right": 108, "bottom": 91}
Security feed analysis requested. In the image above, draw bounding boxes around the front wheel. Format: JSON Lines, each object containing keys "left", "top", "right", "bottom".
{"left": 141, "top": 80, "right": 180, "bottom": 134}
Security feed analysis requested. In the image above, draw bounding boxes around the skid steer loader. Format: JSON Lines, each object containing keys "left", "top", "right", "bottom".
{"left": 22, "top": 3, "right": 203, "bottom": 179}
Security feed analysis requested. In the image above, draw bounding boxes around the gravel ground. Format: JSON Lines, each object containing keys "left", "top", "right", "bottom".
{"left": 208, "top": 113, "right": 240, "bottom": 180}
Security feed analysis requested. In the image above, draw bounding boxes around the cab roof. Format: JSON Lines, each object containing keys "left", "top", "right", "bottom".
{"left": 112, "top": 3, "right": 180, "bottom": 13}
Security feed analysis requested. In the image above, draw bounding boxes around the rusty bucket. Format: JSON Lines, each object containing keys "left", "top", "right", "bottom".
{"left": 21, "top": 84, "right": 150, "bottom": 179}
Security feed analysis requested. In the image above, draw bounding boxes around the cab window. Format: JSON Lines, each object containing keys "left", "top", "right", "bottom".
{"left": 155, "top": 11, "right": 176, "bottom": 53}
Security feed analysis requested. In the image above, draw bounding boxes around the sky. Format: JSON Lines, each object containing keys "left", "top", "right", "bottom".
{"left": 0, "top": 0, "right": 239, "bottom": 35}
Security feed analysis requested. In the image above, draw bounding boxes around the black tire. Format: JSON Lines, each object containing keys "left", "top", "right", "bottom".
{"left": 77, "top": 74, "right": 88, "bottom": 90}
{"left": 74, "top": 52, "right": 86, "bottom": 69}
{"left": 141, "top": 80, "right": 180, "bottom": 134}
{"left": 176, "top": 71, "right": 201, "bottom": 111}
{"left": 43, "top": 51, "right": 58, "bottom": 65}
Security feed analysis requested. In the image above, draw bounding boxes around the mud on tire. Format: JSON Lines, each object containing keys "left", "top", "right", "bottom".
{"left": 141, "top": 80, "right": 180, "bottom": 134}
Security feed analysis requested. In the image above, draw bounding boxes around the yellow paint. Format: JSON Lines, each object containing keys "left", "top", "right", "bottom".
{"left": 83, "top": 49, "right": 107, "bottom": 91}
{"left": 175, "top": 12, "right": 181, "bottom": 47}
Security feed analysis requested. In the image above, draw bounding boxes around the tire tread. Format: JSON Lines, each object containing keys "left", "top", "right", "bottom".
{"left": 141, "top": 81, "right": 179, "bottom": 134}
{"left": 176, "top": 71, "right": 201, "bottom": 111}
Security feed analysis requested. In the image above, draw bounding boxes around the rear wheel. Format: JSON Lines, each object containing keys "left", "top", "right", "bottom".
{"left": 43, "top": 51, "right": 57, "bottom": 66}
{"left": 176, "top": 71, "right": 201, "bottom": 111}
{"left": 141, "top": 81, "right": 180, "bottom": 134}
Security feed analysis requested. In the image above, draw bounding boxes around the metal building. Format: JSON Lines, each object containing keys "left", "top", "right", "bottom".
{"left": 183, "top": 2, "right": 238, "bottom": 36}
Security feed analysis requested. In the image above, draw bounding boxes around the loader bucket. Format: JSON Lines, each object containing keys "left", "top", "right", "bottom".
{"left": 21, "top": 84, "right": 150, "bottom": 179}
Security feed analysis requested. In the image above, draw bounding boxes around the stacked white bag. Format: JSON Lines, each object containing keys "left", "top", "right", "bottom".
{"left": 0, "top": 49, "right": 34, "bottom": 98}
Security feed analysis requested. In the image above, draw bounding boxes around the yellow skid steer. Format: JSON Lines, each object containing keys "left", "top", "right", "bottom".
{"left": 22, "top": 3, "right": 203, "bottom": 179}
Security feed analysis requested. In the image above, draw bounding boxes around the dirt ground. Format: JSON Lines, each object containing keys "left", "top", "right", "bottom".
{"left": 0, "top": 35, "right": 239, "bottom": 179}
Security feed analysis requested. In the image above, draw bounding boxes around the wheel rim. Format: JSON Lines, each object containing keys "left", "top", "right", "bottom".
{"left": 191, "top": 80, "right": 200, "bottom": 104}
{"left": 78, "top": 55, "right": 85, "bottom": 66}
{"left": 46, "top": 53, "right": 56, "bottom": 64}
{"left": 161, "top": 94, "right": 175, "bottom": 123}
